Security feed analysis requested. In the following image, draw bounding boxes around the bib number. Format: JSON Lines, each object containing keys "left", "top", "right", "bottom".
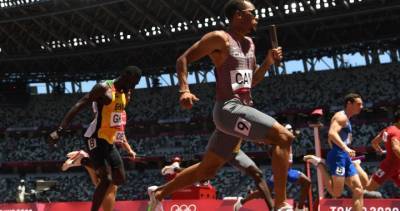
{"left": 115, "top": 131, "right": 125, "bottom": 143}
{"left": 234, "top": 117, "right": 251, "bottom": 137}
{"left": 335, "top": 167, "right": 345, "bottom": 176}
{"left": 88, "top": 138, "right": 97, "bottom": 151}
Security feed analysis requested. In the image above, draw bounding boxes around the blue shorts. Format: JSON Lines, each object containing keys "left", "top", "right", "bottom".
{"left": 267, "top": 168, "right": 301, "bottom": 188}
{"left": 327, "top": 150, "right": 357, "bottom": 177}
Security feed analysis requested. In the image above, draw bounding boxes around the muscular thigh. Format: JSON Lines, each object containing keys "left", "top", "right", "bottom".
{"left": 86, "top": 138, "right": 109, "bottom": 169}
{"left": 206, "top": 129, "right": 242, "bottom": 161}
{"left": 106, "top": 145, "right": 123, "bottom": 169}
{"left": 332, "top": 176, "right": 346, "bottom": 196}
{"left": 345, "top": 174, "right": 362, "bottom": 191}
{"left": 213, "top": 99, "right": 277, "bottom": 141}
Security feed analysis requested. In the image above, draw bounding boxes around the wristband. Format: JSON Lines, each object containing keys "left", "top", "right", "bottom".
{"left": 178, "top": 89, "right": 190, "bottom": 94}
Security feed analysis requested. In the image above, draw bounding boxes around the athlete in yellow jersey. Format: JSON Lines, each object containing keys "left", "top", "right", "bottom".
{"left": 49, "top": 66, "right": 142, "bottom": 211}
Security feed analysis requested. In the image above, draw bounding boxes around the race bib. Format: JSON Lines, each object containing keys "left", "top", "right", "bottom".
{"left": 335, "top": 166, "right": 345, "bottom": 176}
{"left": 234, "top": 117, "right": 251, "bottom": 137}
{"left": 88, "top": 138, "right": 97, "bottom": 151}
{"left": 375, "top": 168, "right": 385, "bottom": 178}
{"left": 230, "top": 69, "right": 252, "bottom": 92}
{"left": 110, "top": 112, "right": 126, "bottom": 127}
{"left": 115, "top": 131, "right": 125, "bottom": 143}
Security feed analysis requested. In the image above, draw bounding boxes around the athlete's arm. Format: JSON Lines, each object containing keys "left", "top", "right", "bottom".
{"left": 59, "top": 84, "right": 107, "bottom": 129}
{"left": 252, "top": 47, "right": 282, "bottom": 87}
{"left": 176, "top": 31, "right": 226, "bottom": 109}
{"left": 121, "top": 136, "right": 136, "bottom": 159}
{"left": 391, "top": 138, "right": 400, "bottom": 159}
{"left": 371, "top": 131, "right": 385, "bottom": 154}
{"left": 328, "top": 113, "right": 355, "bottom": 157}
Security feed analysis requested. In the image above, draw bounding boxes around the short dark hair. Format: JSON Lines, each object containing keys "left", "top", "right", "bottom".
{"left": 344, "top": 93, "right": 361, "bottom": 107}
{"left": 224, "top": 0, "right": 250, "bottom": 21}
{"left": 121, "top": 66, "right": 142, "bottom": 78}
{"left": 394, "top": 109, "right": 400, "bottom": 123}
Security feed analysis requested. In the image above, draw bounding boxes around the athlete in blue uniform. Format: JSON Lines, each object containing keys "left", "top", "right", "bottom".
{"left": 304, "top": 93, "right": 364, "bottom": 211}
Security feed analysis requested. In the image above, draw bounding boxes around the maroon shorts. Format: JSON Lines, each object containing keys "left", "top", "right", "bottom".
{"left": 371, "top": 161, "right": 400, "bottom": 187}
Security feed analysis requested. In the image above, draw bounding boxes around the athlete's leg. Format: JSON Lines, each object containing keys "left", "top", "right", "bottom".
{"left": 241, "top": 190, "right": 264, "bottom": 205}
{"left": 83, "top": 164, "right": 117, "bottom": 211}
{"left": 153, "top": 128, "right": 241, "bottom": 201}
{"left": 303, "top": 155, "right": 343, "bottom": 197}
{"left": 295, "top": 173, "right": 311, "bottom": 209}
{"left": 345, "top": 175, "right": 364, "bottom": 211}
{"left": 154, "top": 149, "right": 226, "bottom": 200}
{"left": 229, "top": 150, "right": 273, "bottom": 209}
{"left": 330, "top": 176, "right": 346, "bottom": 198}
{"left": 365, "top": 179, "right": 381, "bottom": 191}
{"left": 102, "top": 185, "right": 118, "bottom": 211}
{"left": 263, "top": 123, "right": 294, "bottom": 208}
{"left": 215, "top": 101, "right": 294, "bottom": 209}
{"left": 86, "top": 139, "right": 117, "bottom": 211}
{"left": 245, "top": 165, "right": 273, "bottom": 208}
{"left": 352, "top": 160, "right": 369, "bottom": 188}
{"left": 85, "top": 165, "right": 100, "bottom": 186}
{"left": 91, "top": 167, "right": 112, "bottom": 211}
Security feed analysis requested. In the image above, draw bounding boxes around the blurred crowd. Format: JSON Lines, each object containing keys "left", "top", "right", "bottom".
{"left": 1, "top": 63, "right": 400, "bottom": 202}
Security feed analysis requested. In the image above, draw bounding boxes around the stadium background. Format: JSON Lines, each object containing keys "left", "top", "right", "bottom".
{"left": 0, "top": 0, "right": 399, "bottom": 209}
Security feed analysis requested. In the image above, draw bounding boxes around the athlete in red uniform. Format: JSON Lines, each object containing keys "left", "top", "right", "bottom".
{"left": 355, "top": 110, "right": 400, "bottom": 191}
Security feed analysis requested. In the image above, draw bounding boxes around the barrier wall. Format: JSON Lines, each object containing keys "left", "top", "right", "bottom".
{"left": 320, "top": 199, "right": 400, "bottom": 211}
{"left": 1, "top": 199, "right": 399, "bottom": 211}
{"left": 0, "top": 199, "right": 274, "bottom": 211}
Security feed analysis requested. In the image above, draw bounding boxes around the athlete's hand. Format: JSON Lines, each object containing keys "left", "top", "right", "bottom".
{"left": 48, "top": 127, "right": 64, "bottom": 148}
{"left": 265, "top": 47, "right": 283, "bottom": 66}
{"left": 179, "top": 92, "right": 199, "bottom": 110}
{"left": 161, "top": 165, "right": 175, "bottom": 175}
{"left": 344, "top": 147, "right": 356, "bottom": 157}
{"left": 127, "top": 150, "right": 136, "bottom": 159}
{"left": 376, "top": 148, "right": 386, "bottom": 156}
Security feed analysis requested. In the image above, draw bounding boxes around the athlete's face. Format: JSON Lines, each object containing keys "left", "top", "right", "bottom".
{"left": 348, "top": 97, "right": 363, "bottom": 115}
{"left": 238, "top": 1, "right": 258, "bottom": 34}
{"left": 119, "top": 75, "right": 139, "bottom": 93}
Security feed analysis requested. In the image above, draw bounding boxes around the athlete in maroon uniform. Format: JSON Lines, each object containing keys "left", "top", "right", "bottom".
{"left": 147, "top": 1, "right": 292, "bottom": 210}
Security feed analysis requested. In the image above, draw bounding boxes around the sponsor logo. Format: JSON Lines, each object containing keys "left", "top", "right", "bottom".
{"left": 170, "top": 204, "right": 197, "bottom": 211}
{"left": 0, "top": 210, "right": 33, "bottom": 211}
{"left": 328, "top": 206, "right": 399, "bottom": 211}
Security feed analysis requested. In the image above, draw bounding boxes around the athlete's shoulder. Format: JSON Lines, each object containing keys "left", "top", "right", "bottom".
{"left": 93, "top": 82, "right": 109, "bottom": 91}
{"left": 386, "top": 125, "right": 397, "bottom": 133}
{"left": 333, "top": 111, "right": 348, "bottom": 124}
{"left": 387, "top": 125, "right": 400, "bottom": 136}
{"left": 204, "top": 30, "right": 229, "bottom": 41}
{"left": 90, "top": 82, "right": 109, "bottom": 96}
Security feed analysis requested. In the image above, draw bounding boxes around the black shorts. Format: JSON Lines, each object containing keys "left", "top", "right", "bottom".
{"left": 85, "top": 137, "right": 123, "bottom": 170}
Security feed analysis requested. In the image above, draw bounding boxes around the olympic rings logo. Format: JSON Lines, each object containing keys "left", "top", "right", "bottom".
{"left": 170, "top": 204, "right": 197, "bottom": 211}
